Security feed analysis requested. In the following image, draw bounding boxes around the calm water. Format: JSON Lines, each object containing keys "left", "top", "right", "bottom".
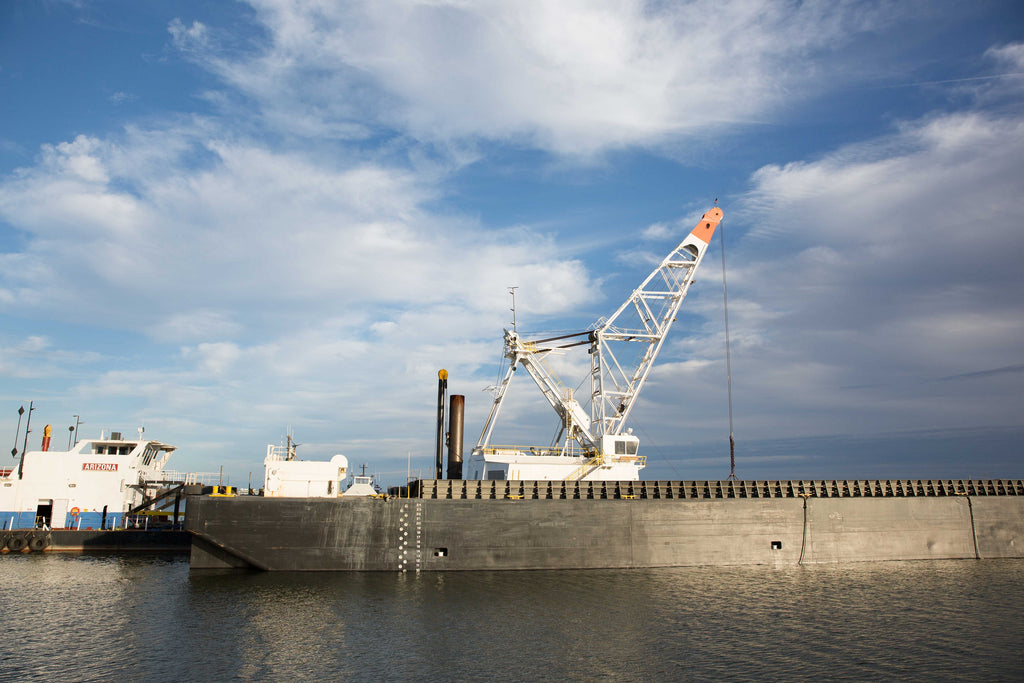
{"left": 0, "top": 554, "right": 1021, "bottom": 682}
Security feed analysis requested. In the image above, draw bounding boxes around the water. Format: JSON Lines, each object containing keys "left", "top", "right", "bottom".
{"left": 0, "top": 554, "right": 1021, "bottom": 682}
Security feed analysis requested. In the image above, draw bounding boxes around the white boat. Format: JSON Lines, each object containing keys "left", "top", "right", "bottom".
{"left": 2, "top": 427, "right": 178, "bottom": 531}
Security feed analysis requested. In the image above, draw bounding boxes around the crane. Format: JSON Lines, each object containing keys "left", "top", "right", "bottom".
{"left": 469, "top": 206, "right": 723, "bottom": 481}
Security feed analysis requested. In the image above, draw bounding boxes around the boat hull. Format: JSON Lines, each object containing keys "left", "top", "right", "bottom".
{"left": 185, "top": 479, "right": 1024, "bottom": 571}
{"left": 1, "top": 529, "right": 189, "bottom": 553}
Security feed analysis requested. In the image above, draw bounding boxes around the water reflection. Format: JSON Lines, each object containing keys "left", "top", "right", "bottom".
{"left": 0, "top": 556, "right": 1020, "bottom": 681}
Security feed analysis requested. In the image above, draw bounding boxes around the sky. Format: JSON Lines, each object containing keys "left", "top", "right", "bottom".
{"left": 2, "top": 0, "right": 1023, "bottom": 487}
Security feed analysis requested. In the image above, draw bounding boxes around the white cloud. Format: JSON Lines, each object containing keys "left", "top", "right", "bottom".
{"left": 184, "top": 342, "right": 242, "bottom": 375}
{"left": 168, "top": 18, "right": 210, "bottom": 53}
{"left": 0, "top": 335, "right": 103, "bottom": 380}
{"left": 985, "top": 42, "right": 1024, "bottom": 71}
{"left": 173, "top": 0, "right": 903, "bottom": 156}
{"left": 152, "top": 310, "right": 242, "bottom": 343}
{"left": 0, "top": 119, "right": 606, "bottom": 472}
{"left": 640, "top": 222, "right": 673, "bottom": 241}
{"left": 0, "top": 126, "right": 601, "bottom": 336}
{"left": 713, "top": 109, "right": 1024, "bottom": 439}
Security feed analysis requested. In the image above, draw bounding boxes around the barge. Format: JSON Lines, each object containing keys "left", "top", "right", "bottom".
{"left": 183, "top": 205, "right": 1024, "bottom": 571}
{"left": 187, "top": 478, "right": 1024, "bottom": 571}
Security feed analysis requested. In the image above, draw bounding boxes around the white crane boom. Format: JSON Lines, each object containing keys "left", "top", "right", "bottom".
{"left": 472, "top": 206, "right": 723, "bottom": 479}
{"left": 590, "top": 206, "right": 723, "bottom": 439}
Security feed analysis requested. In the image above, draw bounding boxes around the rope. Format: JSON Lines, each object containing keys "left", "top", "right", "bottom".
{"left": 720, "top": 216, "right": 737, "bottom": 480}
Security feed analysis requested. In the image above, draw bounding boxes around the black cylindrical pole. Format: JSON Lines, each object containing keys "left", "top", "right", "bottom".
{"left": 435, "top": 369, "right": 448, "bottom": 480}
{"left": 447, "top": 394, "right": 464, "bottom": 480}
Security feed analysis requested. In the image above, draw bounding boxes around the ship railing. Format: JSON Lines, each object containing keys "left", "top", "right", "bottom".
{"left": 476, "top": 444, "right": 596, "bottom": 458}
{"left": 122, "top": 510, "right": 182, "bottom": 530}
{"left": 159, "top": 471, "right": 226, "bottom": 486}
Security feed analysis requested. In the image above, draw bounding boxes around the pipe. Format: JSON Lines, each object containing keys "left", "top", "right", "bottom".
{"left": 435, "top": 369, "right": 448, "bottom": 480}
{"left": 447, "top": 395, "right": 465, "bottom": 479}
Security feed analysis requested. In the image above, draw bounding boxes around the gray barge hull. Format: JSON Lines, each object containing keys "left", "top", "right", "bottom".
{"left": 186, "top": 479, "right": 1024, "bottom": 571}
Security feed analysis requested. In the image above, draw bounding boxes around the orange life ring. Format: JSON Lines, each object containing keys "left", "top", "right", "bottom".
{"left": 70, "top": 507, "right": 80, "bottom": 516}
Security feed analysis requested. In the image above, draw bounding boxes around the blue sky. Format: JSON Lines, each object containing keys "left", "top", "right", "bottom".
{"left": 2, "top": 1, "right": 1023, "bottom": 486}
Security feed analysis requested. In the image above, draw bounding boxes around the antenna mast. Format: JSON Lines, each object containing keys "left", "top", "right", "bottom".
{"left": 508, "top": 286, "right": 519, "bottom": 332}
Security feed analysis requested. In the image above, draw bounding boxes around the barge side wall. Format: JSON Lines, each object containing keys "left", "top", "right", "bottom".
{"left": 186, "top": 493, "right": 1024, "bottom": 571}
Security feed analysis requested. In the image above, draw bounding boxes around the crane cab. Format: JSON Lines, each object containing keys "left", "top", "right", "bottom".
{"left": 601, "top": 434, "right": 639, "bottom": 458}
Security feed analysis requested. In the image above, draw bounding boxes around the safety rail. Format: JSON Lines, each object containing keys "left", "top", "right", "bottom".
{"left": 565, "top": 455, "right": 605, "bottom": 481}
{"left": 411, "top": 479, "right": 1024, "bottom": 500}
{"left": 474, "top": 445, "right": 598, "bottom": 458}
{"left": 159, "top": 471, "right": 225, "bottom": 486}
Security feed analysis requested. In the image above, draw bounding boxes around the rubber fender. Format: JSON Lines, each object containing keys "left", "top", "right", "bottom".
{"left": 28, "top": 536, "right": 50, "bottom": 552}
{"left": 6, "top": 535, "right": 27, "bottom": 552}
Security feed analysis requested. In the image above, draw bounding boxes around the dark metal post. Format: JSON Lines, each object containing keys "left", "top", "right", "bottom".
{"left": 447, "top": 394, "right": 464, "bottom": 479}
{"left": 435, "top": 369, "right": 448, "bottom": 480}
{"left": 12, "top": 405, "right": 24, "bottom": 460}
{"left": 18, "top": 401, "right": 33, "bottom": 480}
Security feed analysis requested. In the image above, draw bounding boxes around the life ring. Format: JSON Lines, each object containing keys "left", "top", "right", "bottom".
{"left": 70, "top": 507, "right": 80, "bottom": 516}
{"left": 6, "top": 535, "right": 26, "bottom": 552}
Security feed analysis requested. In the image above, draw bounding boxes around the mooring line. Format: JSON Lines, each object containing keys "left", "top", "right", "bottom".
{"left": 798, "top": 495, "right": 809, "bottom": 565}
{"left": 966, "top": 495, "right": 981, "bottom": 560}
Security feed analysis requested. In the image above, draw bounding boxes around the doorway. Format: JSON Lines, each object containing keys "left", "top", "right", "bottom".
{"left": 36, "top": 500, "right": 53, "bottom": 528}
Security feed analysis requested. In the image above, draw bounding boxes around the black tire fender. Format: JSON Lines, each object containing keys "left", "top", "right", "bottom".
{"left": 7, "top": 535, "right": 27, "bottom": 552}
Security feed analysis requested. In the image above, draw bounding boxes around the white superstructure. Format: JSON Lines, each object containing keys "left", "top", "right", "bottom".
{"left": 1, "top": 430, "right": 177, "bottom": 530}
{"left": 262, "top": 438, "right": 386, "bottom": 497}
{"left": 263, "top": 442, "right": 350, "bottom": 497}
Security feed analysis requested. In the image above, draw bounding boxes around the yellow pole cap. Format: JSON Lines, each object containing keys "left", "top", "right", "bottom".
{"left": 438, "top": 369, "right": 448, "bottom": 380}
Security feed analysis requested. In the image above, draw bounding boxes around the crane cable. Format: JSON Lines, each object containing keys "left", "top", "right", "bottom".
{"left": 720, "top": 214, "right": 737, "bottom": 480}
